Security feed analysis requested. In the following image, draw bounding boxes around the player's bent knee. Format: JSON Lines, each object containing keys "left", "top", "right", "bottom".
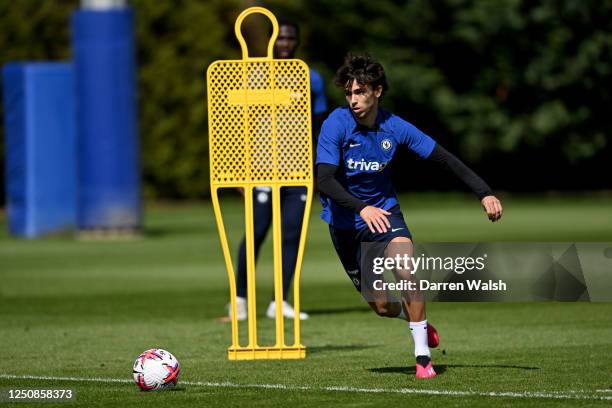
{"left": 387, "top": 236, "right": 412, "bottom": 253}
{"left": 369, "top": 301, "right": 397, "bottom": 317}
{"left": 394, "top": 267, "right": 413, "bottom": 281}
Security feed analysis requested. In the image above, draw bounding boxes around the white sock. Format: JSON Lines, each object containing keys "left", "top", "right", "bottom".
{"left": 409, "top": 320, "right": 431, "bottom": 357}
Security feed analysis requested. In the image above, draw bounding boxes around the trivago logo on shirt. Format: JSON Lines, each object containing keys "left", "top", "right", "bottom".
{"left": 316, "top": 107, "right": 437, "bottom": 230}
{"left": 346, "top": 158, "right": 388, "bottom": 172}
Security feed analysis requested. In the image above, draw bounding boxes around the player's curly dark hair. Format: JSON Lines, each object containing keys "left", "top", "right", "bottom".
{"left": 334, "top": 54, "right": 389, "bottom": 96}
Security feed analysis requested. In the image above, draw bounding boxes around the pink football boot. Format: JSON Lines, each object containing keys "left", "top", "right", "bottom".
{"left": 415, "top": 356, "right": 437, "bottom": 379}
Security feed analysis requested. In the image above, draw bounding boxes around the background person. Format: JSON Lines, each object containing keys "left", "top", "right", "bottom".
{"left": 230, "top": 18, "right": 328, "bottom": 321}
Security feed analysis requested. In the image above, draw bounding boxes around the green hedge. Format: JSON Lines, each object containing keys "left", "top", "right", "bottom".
{"left": 1, "top": 1, "right": 611, "bottom": 200}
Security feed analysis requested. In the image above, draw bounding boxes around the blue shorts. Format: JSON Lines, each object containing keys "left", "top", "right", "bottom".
{"left": 328, "top": 206, "right": 412, "bottom": 292}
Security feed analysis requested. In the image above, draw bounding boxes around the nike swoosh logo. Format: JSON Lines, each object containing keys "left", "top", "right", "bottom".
{"left": 349, "top": 143, "right": 361, "bottom": 148}
{"left": 391, "top": 228, "right": 404, "bottom": 232}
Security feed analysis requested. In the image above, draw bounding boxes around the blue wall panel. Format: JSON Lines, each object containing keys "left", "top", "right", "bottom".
{"left": 3, "top": 63, "right": 77, "bottom": 238}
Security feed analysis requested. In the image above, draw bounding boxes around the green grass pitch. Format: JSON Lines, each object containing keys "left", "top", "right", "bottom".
{"left": 1, "top": 193, "right": 612, "bottom": 407}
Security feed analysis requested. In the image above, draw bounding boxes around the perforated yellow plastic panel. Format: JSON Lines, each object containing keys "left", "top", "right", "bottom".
{"left": 208, "top": 60, "right": 312, "bottom": 186}
{"left": 208, "top": 37, "right": 312, "bottom": 186}
{"left": 206, "top": 7, "right": 313, "bottom": 360}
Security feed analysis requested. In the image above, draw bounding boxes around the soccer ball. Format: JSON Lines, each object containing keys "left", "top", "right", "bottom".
{"left": 132, "top": 348, "right": 181, "bottom": 391}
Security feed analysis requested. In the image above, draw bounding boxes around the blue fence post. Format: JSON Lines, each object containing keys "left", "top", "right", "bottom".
{"left": 72, "top": 6, "right": 142, "bottom": 232}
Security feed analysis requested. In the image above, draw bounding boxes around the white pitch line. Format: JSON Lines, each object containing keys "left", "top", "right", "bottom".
{"left": 1, "top": 374, "right": 611, "bottom": 401}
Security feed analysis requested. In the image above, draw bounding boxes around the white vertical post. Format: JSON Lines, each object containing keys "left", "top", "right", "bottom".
{"left": 81, "top": 0, "right": 126, "bottom": 9}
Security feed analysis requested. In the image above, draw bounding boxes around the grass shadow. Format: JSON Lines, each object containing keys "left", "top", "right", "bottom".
{"left": 304, "top": 306, "right": 371, "bottom": 316}
{"left": 369, "top": 363, "right": 540, "bottom": 376}
{"left": 144, "top": 225, "right": 210, "bottom": 238}
{"left": 308, "top": 344, "right": 378, "bottom": 354}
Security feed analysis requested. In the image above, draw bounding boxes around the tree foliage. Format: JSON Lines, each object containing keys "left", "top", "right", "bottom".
{"left": 132, "top": 0, "right": 241, "bottom": 198}
{"left": 1, "top": 0, "right": 610, "bottom": 199}
{"left": 267, "top": 0, "right": 612, "bottom": 163}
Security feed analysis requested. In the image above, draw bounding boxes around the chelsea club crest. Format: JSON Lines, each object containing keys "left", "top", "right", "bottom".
{"left": 381, "top": 138, "right": 392, "bottom": 151}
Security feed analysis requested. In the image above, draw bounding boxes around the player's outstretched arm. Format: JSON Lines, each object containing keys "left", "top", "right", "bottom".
{"left": 427, "top": 144, "right": 503, "bottom": 222}
{"left": 317, "top": 163, "right": 391, "bottom": 233}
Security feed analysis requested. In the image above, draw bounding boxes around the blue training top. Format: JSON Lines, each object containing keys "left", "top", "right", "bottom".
{"left": 315, "top": 106, "right": 436, "bottom": 230}
{"left": 309, "top": 68, "right": 327, "bottom": 115}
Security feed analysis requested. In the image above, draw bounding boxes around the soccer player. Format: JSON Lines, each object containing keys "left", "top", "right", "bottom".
{"left": 316, "top": 54, "right": 502, "bottom": 378}
{"left": 229, "top": 18, "right": 328, "bottom": 321}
